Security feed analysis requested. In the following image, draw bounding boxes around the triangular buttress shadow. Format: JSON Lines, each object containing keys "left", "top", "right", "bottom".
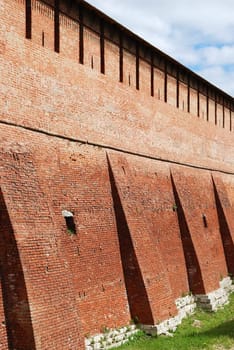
{"left": 107, "top": 156, "right": 154, "bottom": 325}
{"left": 212, "top": 178, "right": 234, "bottom": 276}
{"left": 170, "top": 174, "right": 205, "bottom": 295}
{"left": 0, "top": 189, "right": 36, "bottom": 350}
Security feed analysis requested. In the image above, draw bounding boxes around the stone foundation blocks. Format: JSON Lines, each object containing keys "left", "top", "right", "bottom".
{"left": 195, "top": 277, "right": 233, "bottom": 311}
{"left": 141, "top": 294, "right": 196, "bottom": 336}
{"left": 85, "top": 325, "right": 139, "bottom": 350}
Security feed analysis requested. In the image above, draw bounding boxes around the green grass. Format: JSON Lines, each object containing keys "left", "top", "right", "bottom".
{"left": 119, "top": 293, "right": 234, "bottom": 350}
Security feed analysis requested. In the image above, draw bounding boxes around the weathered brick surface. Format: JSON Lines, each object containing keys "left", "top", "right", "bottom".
{"left": 32, "top": 145, "right": 130, "bottom": 336}
{"left": 212, "top": 174, "right": 234, "bottom": 275}
{"left": 171, "top": 167, "right": 228, "bottom": 294}
{"left": 109, "top": 154, "right": 189, "bottom": 300}
{"left": 0, "top": 257, "right": 8, "bottom": 350}
{"left": 1, "top": 0, "right": 233, "bottom": 173}
{"left": 0, "top": 128, "right": 131, "bottom": 349}
{"left": 109, "top": 153, "right": 185, "bottom": 324}
{"left": 0, "top": 188, "right": 36, "bottom": 350}
{"left": 0, "top": 0, "right": 233, "bottom": 348}
{"left": 0, "top": 147, "right": 84, "bottom": 350}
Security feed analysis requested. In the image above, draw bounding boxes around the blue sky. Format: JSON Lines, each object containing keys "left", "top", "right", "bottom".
{"left": 87, "top": 0, "right": 234, "bottom": 96}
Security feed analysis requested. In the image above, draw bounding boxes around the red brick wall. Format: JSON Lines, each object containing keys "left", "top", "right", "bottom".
{"left": 105, "top": 39, "right": 119, "bottom": 81}
{"left": 0, "top": 0, "right": 234, "bottom": 348}
{"left": 32, "top": 0, "right": 54, "bottom": 51}
{"left": 1, "top": 0, "right": 234, "bottom": 173}
{"left": 179, "top": 82, "right": 188, "bottom": 112}
{"left": 32, "top": 145, "right": 130, "bottom": 336}
{"left": 0, "top": 129, "right": 131, "bottom": 347}
{"left": 139, "top": 59, "right": 151, "bottom": 96}
{"left": 171, "top": 167, "right": 228, "bottom": 294}
{"left": 123, "top": 49, "right": 136, "bottom": 89}
{"left": 0, "top": 123, "right": 232, "bottom": 347}
{"left": 190, "top": 87, "right": 198, "bottom": 117}
{"left": 2, "top": 0, "right": 233, "bottom": 133}
{"left": 167, "top": 75, "right": 177, "bottom": 107}
{"left": 209, "top": 98, "right": 216, "bottom": 125}
{"left": 199, "top": 93, "right": 207, "bottom": 120}
{"left": 84, "top": 27, "right": 100, "bottom": 73}
{"left": 0, "top": 148, "right": 84, "bottom": 349}
{"left": 0, "top": 191, "right": 10, "bottom": 350}
{"left": 0, "top": 281, "right": 8, "bottom": 350}
{"left": 154, "top": 68, "right": 165, "bottom": 101}
{"left": 0, "top": 188, "right": 36, "bottom": 350}
{"left": 212, "top": 174, "right": 234, "bottom": 275}
{"left": 108, "top": 153, "right": 178, "bottom": 324}
{"left": 109, "top": 154, "right": 189, "bottom": 300}
{"left": 60, "top": 14, "right": 79, "bottom": 61}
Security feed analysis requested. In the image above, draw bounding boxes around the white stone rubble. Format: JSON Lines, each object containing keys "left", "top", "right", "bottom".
{"left": 195, "top": 276, "right": 233, "bottom": 311}
{"left": 85, "top": 277, "right": 234, "bottom": 349}
{"left": 85, "top": 325, "right": 139, "bottom": 350}
{"left": 141, "top": 294, "right": 196, "bottom": 336}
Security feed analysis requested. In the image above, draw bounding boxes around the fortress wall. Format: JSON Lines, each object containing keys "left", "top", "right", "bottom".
{"left": 217, "top": 103, "right": 224, "bottom": 128}
{"left": 179, "top": 81, "right": 188, "bottom": 112}
{"left": 0, "top": 123, "right": 233, "bottom": 348}
{"left": 199, "top": 93, "right": 207, "bottom": 120}
{"left": 167, "top": 75, "right": 177, "bottom": 107}
{"left": 0, "top": 0, "right": 234, "bottom": 174}
{"left": 32, "top": 144, "right": 131, "bottom": 336}
{"left": 4, "top": 0, "right": 233, "bottom": 132}
{"left": 139, "top": 58, "right": 151, "bottom": 96}
{"left": 171, "top": 167, "right": 228, "bottom": 294}
{"left": 0, "top": 282, "right": 8, "bottom": 349}
{"left": 0, "top": 188, "right": 37, "bottom": 350}
{"left": 3, "top": 0, "right": 25, "bottom": 37}
{"left": 123, "top": 49, "right": 136, "bottom": 89}
{"left": 212, "top": 174, "right": 234, "bottom": 275}
{"left": 32, "top": 0, "right": 54, "bottom": 51}
{"left": 0, "top": 129, "right": 131, "bottom": 337}
{"left": 0, "top": 145, "right": 84, "bottom": 350}
{"left": 84, "top": 27, "right": 100, "bottom": 73}
{"left": 209, "top": 98, "right": 216, "bottom": 125}
{"left": 0, "top": 0, "right": 234, "bottom": 348}
{"left": 59, "top": 13, "right": 80, "bottom": 61}
{"left": 108, "top": 153, "right": 178, "bottom": 324}
{"left": 224, "top": 106, "right": 231, "bottom": 130}
{"left": 0, "top": 193, "right": 11, "bottom": 350}
{"left": 190, "top": 87, "right": 198, "bottom": 116}
{"left": 108, "top": 154, "right": 189, "bottom": 300}
{"left": 105, "top": 39, "right": 119, "bottom": 81}
{"left": 154, "top": 67, "right": 165, "bottom": 101}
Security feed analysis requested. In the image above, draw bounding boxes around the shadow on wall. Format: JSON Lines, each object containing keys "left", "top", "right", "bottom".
{"left": 0, "top": 188, "right": 36, "bottom": 350}
{"left": 212, "top": 178, "right": 234, "bottom": 276}
{"left": 107, "top": 157, "right": 154, "bottom": 325}
{"left": 170, "top": 173, "right": 205, "bottom": 295}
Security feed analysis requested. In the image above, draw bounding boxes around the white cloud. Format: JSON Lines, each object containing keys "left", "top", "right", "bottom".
{"left": 197, "top": 45, "right": 234, "bottom": 66}
{"left": 87, "top": 0, "right": 234, "bottom": 96}
{"left": 197, "top": 65, "right": 234, "bottom": 95}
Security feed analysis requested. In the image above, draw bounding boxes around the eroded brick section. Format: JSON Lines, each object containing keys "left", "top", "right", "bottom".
{"left": 1, "top": 0, "right": 233, "bottom": 176}
{"left": 0, "top": 215, "right": 9, "bottom": 350}
{"left": 108, "top": 153, "right": 178, "bottom": 324}
{"left": 171, "top": 167, "right": 228, "bottom": 294}
{"left": 0, "top": 126, "right": 132, "bottom": 347}
{"left": 109, "top": 155, "right": 189, "bottom": 299}
{"left": 0, "top": 150, "right": 83, "bottom": 350}
{"left": 0, "top": 282, "right": 8, "bottom": 350}
{"left": 32, "top": 145, "right": 130, "bottom": 336}
{"left": 0, "top": 0, "right": 233, "bottom": 347}
{"left": 0, "top": 188, "right": 36, "bottom": 350}
{"left": 212, "top": 174, "right": 234, "bottom": 275}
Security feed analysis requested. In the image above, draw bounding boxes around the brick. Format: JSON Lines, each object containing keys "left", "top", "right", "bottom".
{"left": 0, "top": 0, "right": 233, "bottom": 348}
